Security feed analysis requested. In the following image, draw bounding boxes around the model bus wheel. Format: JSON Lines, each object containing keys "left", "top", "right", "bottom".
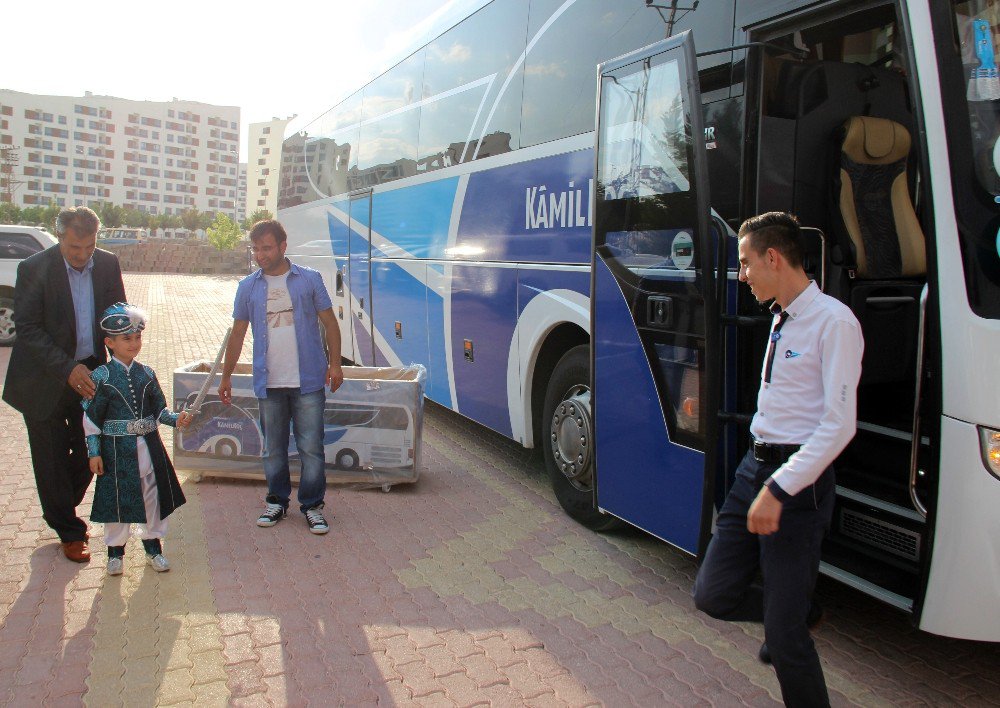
{"left": 336, "top": 449, "right": 359, "bottom": 470}
{"left": 543, "top": 346, "right": 620, "bottom": 531}
{"left": 215, "top": 439, "right": 238, "bottom": 457}
{"left": 0, "top": 298, "right": 15, "bottom": 346}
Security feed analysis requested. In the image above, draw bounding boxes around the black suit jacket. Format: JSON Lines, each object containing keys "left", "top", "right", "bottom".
{"left": 3, "top": 245, "right": 126, "bottom": 420}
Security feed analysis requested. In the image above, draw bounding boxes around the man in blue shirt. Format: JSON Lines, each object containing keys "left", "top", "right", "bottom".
{"left": 218, "top": 220, "right": 343, "bottom": 534}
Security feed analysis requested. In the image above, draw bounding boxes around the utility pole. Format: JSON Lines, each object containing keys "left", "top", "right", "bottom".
{"left": 0, "top": 145, "right": 23, "bottom": 205}
{"left": 645, "top": 0, "right": 700, "bottom": 38}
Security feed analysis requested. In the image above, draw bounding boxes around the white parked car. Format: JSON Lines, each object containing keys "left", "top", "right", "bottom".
{"left": 0, "top": 225, "right": 59, "bottom": 346}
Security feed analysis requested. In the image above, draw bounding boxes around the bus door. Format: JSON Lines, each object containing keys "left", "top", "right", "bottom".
{"left": 348, "top": 189, "right": 375, "bottom": 365}
{"left": 326, "top": 202, "right": 354, "bottom": 363}
{"left": 591, "top": 31, "right": 720, "bottom": 555}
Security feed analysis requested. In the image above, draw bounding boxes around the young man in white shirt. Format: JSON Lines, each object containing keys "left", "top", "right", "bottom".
{"left": 693, "top": 212, "right": 864, "bottom": 707}
{"left": 219, "top": 220, "right": 344, "bottom": 534}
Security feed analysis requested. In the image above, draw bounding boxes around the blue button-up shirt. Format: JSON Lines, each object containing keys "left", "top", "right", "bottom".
{"left": 64, "top": 257, "right": 95, "bottom": 360}
{"left": 233, "top": 261, "right": 334, "bottom": 398}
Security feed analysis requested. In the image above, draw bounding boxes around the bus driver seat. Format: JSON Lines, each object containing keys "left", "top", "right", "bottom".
{"left": 832, "top": 115, "right": 927, "bottom": 385}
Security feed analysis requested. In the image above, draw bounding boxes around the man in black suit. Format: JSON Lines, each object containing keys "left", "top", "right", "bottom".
{"left": 3, "top": 207, "right": 126, "bottom": 563}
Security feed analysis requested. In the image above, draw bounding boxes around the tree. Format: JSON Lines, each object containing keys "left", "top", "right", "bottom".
{"left": 124, "top": 208, "right": 151, "bottom": 229}
{"left": 97, "top": 201, "right": 125, "bottom": 228}
{"left": 41, "top": 202, "right": 61, "bottom": 234}
{"left": 242, "top": 208, "right": 273, "bottom": 230}
{"left": 19, "top": 206, "right": 45, "bottom": 224}
{"left": 198, "top": 211, "right": 215, "bottom": 230}
{"left": 206, "top": 212, "right": 242, "bottom": 251}
{"left": 0, "top": 201, "right": 20, "bottom": 224}
{"left": 180, "top": 208, "right": 202, "bottom": 233}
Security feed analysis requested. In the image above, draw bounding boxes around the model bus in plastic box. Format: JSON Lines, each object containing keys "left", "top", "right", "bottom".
{"left": 172, "top": 362, "right": 425, "bottom": 489}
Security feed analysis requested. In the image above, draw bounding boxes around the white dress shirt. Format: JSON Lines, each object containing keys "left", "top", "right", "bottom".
{"left": 750, "top": 281, "right": 864, "bottom": 497}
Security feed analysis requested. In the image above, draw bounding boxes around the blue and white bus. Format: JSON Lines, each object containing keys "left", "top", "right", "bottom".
{"left": 277, "top": 0, "right": 1000, "bottom": 642}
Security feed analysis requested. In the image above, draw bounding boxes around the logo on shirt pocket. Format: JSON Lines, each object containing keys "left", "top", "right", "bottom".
{"left": 784, "top": 350, "right": 801, "bottom": 358}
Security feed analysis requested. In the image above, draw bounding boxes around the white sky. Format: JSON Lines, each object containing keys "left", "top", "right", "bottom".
{"left": 4, "top": 0, "right": 489, "bottom": 160}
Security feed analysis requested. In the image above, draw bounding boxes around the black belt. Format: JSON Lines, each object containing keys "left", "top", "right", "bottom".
{"left": 752, "top": 437, "right": 801, "bottom": 464}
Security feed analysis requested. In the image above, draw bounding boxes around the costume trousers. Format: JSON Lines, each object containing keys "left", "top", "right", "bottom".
{"left": 24, "top": 388, "right": 93, "bottom": 542}
{"left": 259, "top": 388, "right": 326, "bottom": 511}
{"left": 693, "top": 450, "right": 835, "bottom": 708}
{"left": 104, "top": 438, "right": 167, "bottom": 547}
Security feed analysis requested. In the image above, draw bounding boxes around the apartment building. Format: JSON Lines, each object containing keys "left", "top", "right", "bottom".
{"left": 0, "top": 89, "right": 240, "bottom": 219}
{"left": 247, "top": 116, "right": 293, "bottom": 216}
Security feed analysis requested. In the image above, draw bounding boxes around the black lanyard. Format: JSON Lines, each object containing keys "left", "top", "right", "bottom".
{"left": 764, "top": 310, "right": 789, "bottom": 384}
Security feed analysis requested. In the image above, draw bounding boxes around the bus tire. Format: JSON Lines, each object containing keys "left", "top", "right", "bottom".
{"left": 543, "top": 345, "right": 621, "bottom": 531}
{"left": 215, "top": 439, "right": 238, "bottom": 457}
{"left": 336, "top": 449, "right": 359, "bottom": 470}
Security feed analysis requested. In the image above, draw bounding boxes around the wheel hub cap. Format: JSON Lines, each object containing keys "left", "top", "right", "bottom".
{"left": 550, "top": 385, "right": 593, "bottom": 491}
{"left": 0, "top": 307, "right": 14, "bottom": 339}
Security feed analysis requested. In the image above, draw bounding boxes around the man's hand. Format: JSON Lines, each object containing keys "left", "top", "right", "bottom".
{"left": 218, "top": 375, "right": 232, "bottom": 405}
{"left": 747, "top": 486, "right": 783, "bottom": 535}
{"left": 89, "top": 456, "right": 104, "bottom": 476}
{"left": 176, "top": 411, "right": 194, "bottom": 429}
{"left": 68, "top": 364, "right": 96, "bottom": 399}
{"left": 327, "top": 363, "right": 344, "bottom": 393}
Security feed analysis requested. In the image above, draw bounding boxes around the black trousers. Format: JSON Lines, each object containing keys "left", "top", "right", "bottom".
{"left": 24, "top": 385, "right": 94, "bottom": 543}
{"left": 693, "top": 450, "right": 835, "bottom": 708}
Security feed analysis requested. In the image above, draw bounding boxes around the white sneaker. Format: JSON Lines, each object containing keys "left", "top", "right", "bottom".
{"left": 107, "top": 557, "right": 124, "bottom": 576}
{"left": 147, "top": 554, "right": 170, "bottom": 572}
{"left": 304, "top": 506, "right": 329, "bottom": 535}
{"left": 257, "top": 499, "right": 287, "bottom": 527}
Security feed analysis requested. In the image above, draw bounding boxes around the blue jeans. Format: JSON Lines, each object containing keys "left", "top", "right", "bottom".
{"left": 259, "top": 388, "right": 326, "bottom": 511}
{"left": 693, "top": 450, "right": 835, "bottom": 708}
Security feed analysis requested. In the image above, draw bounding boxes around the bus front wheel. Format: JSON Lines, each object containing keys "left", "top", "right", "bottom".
{"left": 215, "top": 439, "right": 238, "bottom": 457}
{"left": 543, "top": 346, "right": 620, "bottom": 531}
{"left": 336, "top": 449, "right": 359, "bottom": 470}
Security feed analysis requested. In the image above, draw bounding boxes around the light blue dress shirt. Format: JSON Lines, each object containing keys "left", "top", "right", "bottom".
{"left": 64, "top": 257, "right": 95, "bottom": 360}
{"left": 232, "top": 261, "right": 334, "bottom": 399}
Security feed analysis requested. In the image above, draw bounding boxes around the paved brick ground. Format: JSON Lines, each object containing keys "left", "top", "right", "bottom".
{"left": 0, "top": 273, "right": 998, "bottom": 706}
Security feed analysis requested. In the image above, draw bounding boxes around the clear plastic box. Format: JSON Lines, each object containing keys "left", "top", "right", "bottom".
{"left": 171, "top": 362, "right": 426, "bottom": 490}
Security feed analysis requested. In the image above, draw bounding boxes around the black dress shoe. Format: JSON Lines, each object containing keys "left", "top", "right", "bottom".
{"left": 759, "top": 641, "right": 772, "bottom": 664}
{"left": 61, "top": 540, "right": 91, "bottom": 563}
{"left": 759, "top": 602, "right": 825, "bottom": 665}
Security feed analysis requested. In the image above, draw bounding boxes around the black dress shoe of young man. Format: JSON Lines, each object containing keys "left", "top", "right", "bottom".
{"left": 759, "top": 602, "right": 824, "bottom": 664}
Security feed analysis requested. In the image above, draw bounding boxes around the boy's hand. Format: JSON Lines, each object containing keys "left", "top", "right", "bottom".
{"left": 176, "top": 411, "right": 194, "bottom": 429}
{"left": 89, "top": 457, "right": 104, "bottom": 476}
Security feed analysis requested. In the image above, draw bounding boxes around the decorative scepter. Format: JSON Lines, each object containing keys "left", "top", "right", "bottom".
{"left": 188, "top": 326, "right": 232, "bottom": 416}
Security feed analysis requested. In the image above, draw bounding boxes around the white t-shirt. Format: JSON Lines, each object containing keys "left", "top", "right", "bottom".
{"left": 263, "top": 272, "right": 300, "bottom": 388}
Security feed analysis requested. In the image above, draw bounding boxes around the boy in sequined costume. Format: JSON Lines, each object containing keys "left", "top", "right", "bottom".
{"left": 83, "top": 303, "right": 193, "bottom": 575}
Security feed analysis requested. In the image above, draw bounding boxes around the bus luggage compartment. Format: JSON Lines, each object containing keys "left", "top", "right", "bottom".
{"left": 171, "top": 361, "right": 426, "bottom": 489}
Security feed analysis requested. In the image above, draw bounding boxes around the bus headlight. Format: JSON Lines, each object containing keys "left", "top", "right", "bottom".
{"left": 980, "top": 426, "right": 1000, "bottom": 481}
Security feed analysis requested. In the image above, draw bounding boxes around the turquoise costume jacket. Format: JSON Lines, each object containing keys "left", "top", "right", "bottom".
{"left": 83, "top": 359, "right": 186, "bottom": 523}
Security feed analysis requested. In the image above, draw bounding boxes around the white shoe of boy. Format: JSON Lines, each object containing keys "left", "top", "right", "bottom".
{"left": 147, "top": 554, "right": 170, "bottom": 572}
{"left": 107, "top": 557, "right": 124, "bottom": 576}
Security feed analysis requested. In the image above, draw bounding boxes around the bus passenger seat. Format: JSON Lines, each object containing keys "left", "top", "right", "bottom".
{"left": 832, "top": 116, "right": 926, "bottom": 386}
{"left": 836, "top": 116, "right": 926, "bottom": 279}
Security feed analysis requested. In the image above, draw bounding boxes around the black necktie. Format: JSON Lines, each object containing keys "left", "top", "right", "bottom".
{"left": 764, "top": 310, "right": 789, "bottom": 384}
